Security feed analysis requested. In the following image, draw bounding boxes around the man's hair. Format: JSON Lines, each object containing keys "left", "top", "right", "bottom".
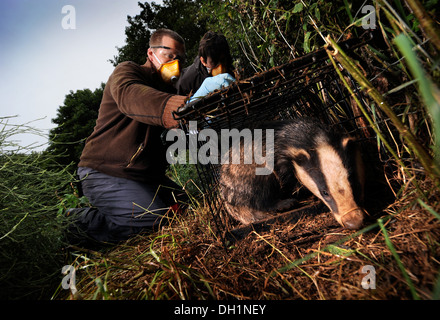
{"left": 149, "top": 28, "right": 185, "bottom": 47}
{"left": 198, "top": 31, "right": 233, "bottom": 70}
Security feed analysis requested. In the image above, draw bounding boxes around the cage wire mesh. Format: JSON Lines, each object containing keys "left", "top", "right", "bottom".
{"left": 172, "top": 35, "right": 419, "bottom": 239}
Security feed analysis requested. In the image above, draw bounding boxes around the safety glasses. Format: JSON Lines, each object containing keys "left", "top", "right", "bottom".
{"left": 151, "top": 45, "right": 186, "bottom": 64}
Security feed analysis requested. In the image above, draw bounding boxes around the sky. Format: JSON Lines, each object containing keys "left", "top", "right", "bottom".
{"left": 0, "top": 0, "right": 152, "bottom": 151}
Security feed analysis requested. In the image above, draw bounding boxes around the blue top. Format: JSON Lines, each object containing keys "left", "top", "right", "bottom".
{"left": 188, "top": 73, "right": 235, "bottom": 102}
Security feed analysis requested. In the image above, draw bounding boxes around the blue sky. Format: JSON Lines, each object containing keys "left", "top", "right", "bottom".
{"left": 0, "top": 0, "right": 149, "bottom": 151}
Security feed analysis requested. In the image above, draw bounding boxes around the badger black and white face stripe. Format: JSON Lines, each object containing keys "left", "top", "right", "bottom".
{"left": 288, "top": 137, "right": 359, "bottom": 216}
{"left": 316, "top": 143, "right": 356, "bottom": 212}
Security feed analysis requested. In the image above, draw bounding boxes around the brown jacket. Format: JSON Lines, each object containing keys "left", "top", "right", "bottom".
{"left": 78, "top": 60, "right": 186, "bottom": 182}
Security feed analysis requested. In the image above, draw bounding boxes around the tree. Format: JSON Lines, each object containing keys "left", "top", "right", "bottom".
{"left": 199, "top": 0, "right": 357, "bottom": 76}
{"left": 47, "top": 84, "right": 104, "bottom": 168}
{"left": 110, "top": 0, "right": 208, "bottom": 67}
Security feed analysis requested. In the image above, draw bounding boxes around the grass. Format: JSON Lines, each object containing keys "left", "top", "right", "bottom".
{"left": 0, "top": 117, "right": 73, "bottom": 299}
{"left": 378, "top": 217, "right": 420, "bottom": 299}
{"left": 394, "top": 33, "right": 440, "bottom": 166}
{"left": 55, "top": 173, "right": 440, "bottom": 300}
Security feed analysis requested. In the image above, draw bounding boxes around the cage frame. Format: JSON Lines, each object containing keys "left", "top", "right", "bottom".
{"left": 171, "top": 33, "right": 408, "bottom": 241}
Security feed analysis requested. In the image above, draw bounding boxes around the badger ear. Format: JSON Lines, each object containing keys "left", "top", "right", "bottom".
{"left": 342, "top": 136, "right": 356, "bottom": 150}
{"left": 287, "top": 147, "right": 310, "bottom": 165}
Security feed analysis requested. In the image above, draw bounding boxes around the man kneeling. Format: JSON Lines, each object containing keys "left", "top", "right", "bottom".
{"left": 67, "top": 29, "right": 188, "bottom": 246}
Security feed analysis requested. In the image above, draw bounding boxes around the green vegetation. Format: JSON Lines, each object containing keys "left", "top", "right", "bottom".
{"left": 0, "top": 117, "right": 72, "bottom": 299}
{"left": 1, "top": 0, "right": 439, "bottom": 300}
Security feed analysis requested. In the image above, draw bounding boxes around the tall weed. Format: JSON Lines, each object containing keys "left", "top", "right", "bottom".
{"left": 0, "top": 117, "right": 72, "bottom": 299}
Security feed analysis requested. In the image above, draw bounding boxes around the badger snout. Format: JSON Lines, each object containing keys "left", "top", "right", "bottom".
{"left": 338, "top": 208, "right": 365, "bottom": 230}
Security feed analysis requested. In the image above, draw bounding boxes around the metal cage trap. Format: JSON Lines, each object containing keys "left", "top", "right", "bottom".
{"left": 172, "top": 35, "right": 395, "bottom": 241}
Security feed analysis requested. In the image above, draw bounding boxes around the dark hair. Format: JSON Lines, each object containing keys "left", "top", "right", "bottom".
{"left": 149, "top": 28, "right": 185, "bottom": 47}
{"left": 198, "top": 31, "right": 233, "bottom": 71}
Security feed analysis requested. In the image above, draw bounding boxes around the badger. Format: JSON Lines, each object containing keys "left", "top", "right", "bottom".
{"left": 219, "top": 117, "right": 366, "bottom": 230}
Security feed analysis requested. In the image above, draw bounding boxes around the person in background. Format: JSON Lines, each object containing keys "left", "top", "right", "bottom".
{"left": 176, "top": 31, "right": 235, "bottom": 97}
{"left": 67, "top": 29, "right": 188, "bottom": 246}
{"left": 187, "top": 70, "right": 235, "bottom": 103}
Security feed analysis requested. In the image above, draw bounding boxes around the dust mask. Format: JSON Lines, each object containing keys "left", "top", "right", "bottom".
{"left": 152, "top": 51, "right": 180, "bottom": 84}
{"left": 211, "top": 64, "right": 227, "bottom": 76}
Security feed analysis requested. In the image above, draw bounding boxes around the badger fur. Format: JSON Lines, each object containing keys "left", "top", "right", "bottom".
{"left": 219, "top": 117, "right": 365, "bottom": 230}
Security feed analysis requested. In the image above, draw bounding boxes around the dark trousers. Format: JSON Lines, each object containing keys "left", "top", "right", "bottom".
{"left": 75, "top": 167, "right": 184, "bottom": 244}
